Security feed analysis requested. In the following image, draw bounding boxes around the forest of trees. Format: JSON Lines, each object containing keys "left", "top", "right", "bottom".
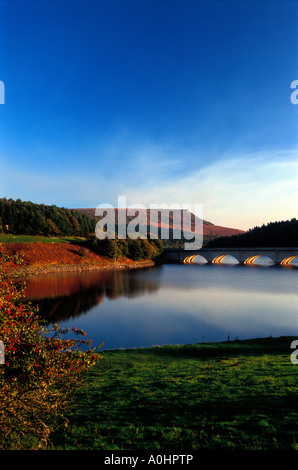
{"left": 0, "top": 198, "right": 96, "bottom": 237}
{"left": 206, "top": 218, "right": 298, "bottom": 248}
{"left": 86, "top": 235, "right": 164, "bottom": 261}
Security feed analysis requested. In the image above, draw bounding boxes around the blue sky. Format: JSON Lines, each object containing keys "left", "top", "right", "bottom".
{"left": 0, "top": 0, "right": 297, "bottom": 230}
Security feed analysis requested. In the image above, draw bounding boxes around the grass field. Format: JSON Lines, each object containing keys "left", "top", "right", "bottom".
{"left": 0, "top": 234, "right": 86, "bottom": 243}
{"left": 49, "top": 336, "right": 298, "bottom": 451}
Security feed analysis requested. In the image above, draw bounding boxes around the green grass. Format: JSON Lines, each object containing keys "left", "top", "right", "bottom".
{"left": 0, "top": 234, "right": 86, "bottom": 243}
{"left": 49, "top": 336, "right": 298, "bottom": 450}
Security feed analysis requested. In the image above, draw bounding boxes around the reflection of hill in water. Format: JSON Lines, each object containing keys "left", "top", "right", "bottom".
{"left": 23, "top": 270, "right": 159, "bottom": 323}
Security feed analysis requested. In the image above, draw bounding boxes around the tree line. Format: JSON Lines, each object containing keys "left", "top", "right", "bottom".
{"left": 86, "top": 235, "right": 163, "bottom": 261}
{"left": 206, "top": 218, "right": 298, "bottom": 248}
{"left": 0, "top": 198, "right": 95, "bottom": 237}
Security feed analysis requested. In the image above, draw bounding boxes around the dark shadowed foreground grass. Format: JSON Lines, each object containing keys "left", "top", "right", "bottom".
{"left": 50, "top": 336, "right": 298, "bottom": 450}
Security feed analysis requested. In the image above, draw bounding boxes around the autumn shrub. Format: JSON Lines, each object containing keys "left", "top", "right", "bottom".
{"left": 78, "top": 246, "right": 88, "bottom": 257}
{"left": 99, "top": 239, "right": 120, "bottom": 259}
{"left": 0, "top": 245, "right": 102, "bottom": 449}
{"left": 127, "top": 238, "right": 144, "bottom": 261}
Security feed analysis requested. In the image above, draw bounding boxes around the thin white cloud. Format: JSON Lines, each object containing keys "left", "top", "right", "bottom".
{"left": 121, "top": 148, "right": 298, "bottom": 230}
{"left": 1, "top": 146, "right": 297, "bottom": 230}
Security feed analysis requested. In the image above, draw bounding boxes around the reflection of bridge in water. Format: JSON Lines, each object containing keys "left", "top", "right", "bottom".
{"left": 161, "top": 247, "right": 298, "bottom": 266}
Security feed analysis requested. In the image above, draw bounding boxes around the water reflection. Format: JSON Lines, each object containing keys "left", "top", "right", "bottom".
{"left": 24, "top": 269, "right": 160, "bottom": 323}
{"left": 22, "top": 264, "right": 298, "bottom": 350}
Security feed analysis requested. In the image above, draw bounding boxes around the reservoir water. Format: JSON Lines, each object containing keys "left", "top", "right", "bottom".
{"left": 23, "top": 262, "right": 298, "bottom": 350}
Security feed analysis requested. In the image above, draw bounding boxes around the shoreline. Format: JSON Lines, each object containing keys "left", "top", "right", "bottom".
{"left": 7, "top": 259, "right": 155, "bottom": 277}
{"left": 99, "top": 334, "right": 297, "bottom": 353}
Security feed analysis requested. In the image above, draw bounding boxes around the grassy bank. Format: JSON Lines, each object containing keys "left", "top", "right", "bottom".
{"left": 49, "top": 336, "right": 298, "bottom": 451}
{"left": 0, "top": 234, "right": 84, "bottom": 243}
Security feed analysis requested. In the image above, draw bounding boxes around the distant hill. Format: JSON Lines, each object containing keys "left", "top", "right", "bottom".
{"left": 206, "top": 218, "right": 298, "bottom": 248}
{"left": 0, "top": 198, "right": 245, "bottom": 247}
{"left": 74, "top": 208, "right": 245, "bottom": 247}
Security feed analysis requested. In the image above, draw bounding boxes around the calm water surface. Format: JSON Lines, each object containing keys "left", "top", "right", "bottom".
{"left": 24, "top": 263, "right": 298, "bottom": 350}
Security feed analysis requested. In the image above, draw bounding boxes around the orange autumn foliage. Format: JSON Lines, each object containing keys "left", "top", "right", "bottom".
{"left": 0, "top": 247, "right": 102, "bottom": 449}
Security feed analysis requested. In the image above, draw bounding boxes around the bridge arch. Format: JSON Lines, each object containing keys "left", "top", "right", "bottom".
{"left": 244, "top": 255, "right": 275, "bottom": 265}
{"left": 212, "top": 255, "right": 239, "bottom": 265}
{"left": 212, "top": 255, "right": 227, "bottom": 264}
{"left": 244, "top": 255, "right": 261, "bottom": 265}
{"left": 281, "top": 255, "right": 298, "bottom": 266}
{"left": 183, "top": 254, "right": 208, "bottom": 264}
